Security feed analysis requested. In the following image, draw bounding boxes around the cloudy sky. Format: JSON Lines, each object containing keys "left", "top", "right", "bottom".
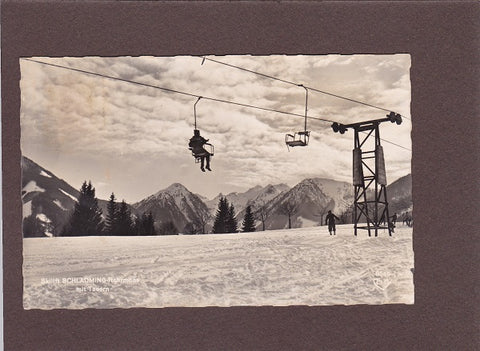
{"left": 20, "top": 55, "right": 411, "bottom": 203}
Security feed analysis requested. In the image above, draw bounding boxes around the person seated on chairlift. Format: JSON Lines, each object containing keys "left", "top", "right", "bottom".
{"left": 189, "top": 129, "right": 212, "bottom": 172}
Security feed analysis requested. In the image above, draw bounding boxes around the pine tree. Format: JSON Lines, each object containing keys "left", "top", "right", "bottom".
{"left": 242, "top": 205, "right": 256, "bottom": 232}
{"left": 144, "top": 212, "right": 156, "bottom": 235}
{"left": 133, "top": 216, "right": 140, "bottom": 235}
{"left": 183, "top": 222, "right": 199, "bottom": 235}
{"left": 227, "top": 203, "right": 238, "bottom": 233}
{"left": 63, "top": 181, "right": 104, "bottom": 236}
{"left": 116, "top": 200, "right": 134, "bottom": 236}
{"left": 158, "top": 221, "right": 178, "bottom": 235}
{"left": 105, "top": 193, "right": 118, "bottom": 235}
{"left": 212, "top": 197, "right": 229, "bottom": 233}
{"left": 23, "top": 215, "right": 45, "bottom": 237}
{"left": 134, "top": 212, "right": 156, "bottom": 236}
{"left": 133, "top": 215, "right": 143, "bottom": 236}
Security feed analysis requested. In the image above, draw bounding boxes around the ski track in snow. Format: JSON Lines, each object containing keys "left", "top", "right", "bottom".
{"left": 23, "top": 225, "right": 414, "bottom": 309}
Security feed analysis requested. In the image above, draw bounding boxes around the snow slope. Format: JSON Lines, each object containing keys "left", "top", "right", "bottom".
{"left": 23, "top": 225, "right": 414, "bottom": 309}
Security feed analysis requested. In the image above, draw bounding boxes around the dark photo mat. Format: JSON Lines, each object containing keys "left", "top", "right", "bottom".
{"left": 2, "top": 2, "right": 478, "bottom": 350}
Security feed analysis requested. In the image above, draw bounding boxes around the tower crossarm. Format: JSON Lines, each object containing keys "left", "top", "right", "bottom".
{"left": 332, "top": 111, "right": 403, "bottom": 134}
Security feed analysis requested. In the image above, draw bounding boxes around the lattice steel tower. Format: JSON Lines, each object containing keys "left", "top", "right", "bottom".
{"left": 331, "top": 112, "right": 402, "bottom": 236}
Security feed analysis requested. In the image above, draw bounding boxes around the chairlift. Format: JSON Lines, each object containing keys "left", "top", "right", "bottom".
{"left": 188, "top": 97, "right": 214, "bottom": 162}
{"left": 189, "top": 132, "right": 214, "bottom": 163}
{"left": 285, "top": 130, "right": 310, "bottom": 148}
{"left": 285, "top": 85, "right": 311, "bottom": 150}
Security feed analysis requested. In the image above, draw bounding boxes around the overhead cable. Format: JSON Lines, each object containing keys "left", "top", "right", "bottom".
{"left": 360, "top": 132, "right": 411, "bottom": 151}
{"left": 23, "top": 58, "right": 411, "bottom": 151}
{"left": 203, "top": 56, "right": 411, "bottom": 120}
{"left": 22, "top": 58, "right": 335, "bottom": 123}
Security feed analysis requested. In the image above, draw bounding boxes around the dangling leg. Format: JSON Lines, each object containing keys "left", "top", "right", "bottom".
{"left": 205, "top": 154, "right": 211, "bottom": 171}
{"left": 200, "top": 156, "right": 205, "bottom": 172}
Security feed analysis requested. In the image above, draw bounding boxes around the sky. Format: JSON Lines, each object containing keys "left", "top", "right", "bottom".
{"left": 20, "top": 55, "right": 411, "bottom": 203}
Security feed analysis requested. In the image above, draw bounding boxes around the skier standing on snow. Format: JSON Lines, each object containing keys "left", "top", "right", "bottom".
{"left": 403, "top": 212, "right": 412, "bottom": 227}
{"left": 391, "top": 213, "right": 398, "bottom": 225}
{"left": 387, "top": 212, "right": 398, "bottom": 233}
{"left": 325, "top": 210, "right": 340, "bottom": 235}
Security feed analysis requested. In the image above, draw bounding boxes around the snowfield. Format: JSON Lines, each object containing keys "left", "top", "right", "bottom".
{"left": 23, "top": 180, "right": 45, "bottom": 194}
{"left": 23, "top": 224, "right": 414, "bottom": 309}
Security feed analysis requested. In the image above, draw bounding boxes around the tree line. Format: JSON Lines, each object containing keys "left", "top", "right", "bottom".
{"left": 212, "top": 197, "right": 256, "bottom": 234}
{"left": 61, "top": 181, "right": 156, "bottom": 236}
{"left": 60, "top": 182, "right": 257, "bottom": 237}
{"left": 32, "top": 179, "right": 340, "bottom": 237}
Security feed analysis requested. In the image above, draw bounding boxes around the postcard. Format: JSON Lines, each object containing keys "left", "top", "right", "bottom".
{"left": 20, "top": 54, "right": 413, "bottom": 309}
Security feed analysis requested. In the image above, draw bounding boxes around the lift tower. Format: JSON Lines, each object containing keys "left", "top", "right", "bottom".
{"left": 331, "top": 112, "right": 402, "bottom": 236}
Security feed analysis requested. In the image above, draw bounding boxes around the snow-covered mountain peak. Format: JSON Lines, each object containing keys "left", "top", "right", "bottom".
{"left": 164, "top": 182, "right": 190, "bottom": 194}
{"left": 292, "top": 178, "right": 324, "bottom": 194}
{"left": 264, "top": 183, "right": 289, "bottom": 194}
{"left": 21, "top": 156, "right": 84, "bottom": 237}
{"left": 22, "top": 155, "right": 412, "bottom": 236}
{"left": 298, "top": 178, "right": 319, "bottom": 187}
{"left": 309, "top": 178, "right": 352, "bottom": 207}
{"left": 248, "top": 185, "right": 263, "bottom": 192}
{"left": 133, "top": 182, "right": 211, "bottom": 233}
{"left": 151, "top": 183, "right": 190, "bottom": 199}
{"left": 280, "top": 179, "right": 327, "bottom": 205}
{"left": 22, "top": 156, "right": 54, "bottom": 178}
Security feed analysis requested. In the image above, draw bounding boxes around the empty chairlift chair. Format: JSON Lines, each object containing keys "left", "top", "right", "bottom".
{"left": 285, "top": 85, "right": 311, "bottom": 150}
{"left": 285, "top": 130, "right": 310, "bottom": 148}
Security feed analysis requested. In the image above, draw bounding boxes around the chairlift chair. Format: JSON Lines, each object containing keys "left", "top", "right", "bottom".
{"left": 285, "top": 84, "right": 311, "bottom": 150}
{"left": 189, "top": 143, "right": 214, "bottom": 163}
{"left": 188, "top": 97, "right": 215, "bottom": 163}
{"left": 285, "top": 131, "right": 310, "bottom": 148}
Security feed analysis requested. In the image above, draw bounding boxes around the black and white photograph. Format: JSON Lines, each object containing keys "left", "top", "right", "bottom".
{"left": 21, "top": 54, "right": 413, "bottom": 309}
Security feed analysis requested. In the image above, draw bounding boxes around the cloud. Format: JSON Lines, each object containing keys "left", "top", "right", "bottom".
{"left": 20, "top": 54, "right": 411, "bottom": 202}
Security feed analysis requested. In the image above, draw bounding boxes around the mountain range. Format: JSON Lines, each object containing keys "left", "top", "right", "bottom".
{"left": 133, "top": 183, "right": 212, "bottom": 234}
{"left": 21, "top": 157, "right": 116, "bottom": 237}
{"left": 21, "top": 156, "right": 412, "bottom": 237}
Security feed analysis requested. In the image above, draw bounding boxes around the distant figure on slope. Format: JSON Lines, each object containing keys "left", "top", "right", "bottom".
{"left": 388, "top": 212, "right": 398, "bottom": 233}
{"left": 391, "top": 213, "right": 398, "bottom": 225}
{"left": 403, "top": 212, "right": 412, "bottom": 227}
{"left": 325, "top": 210, "right": 340, "bottom": 235}
{"left": 189, "top": 129, "right": 212, "bottom": 172}
{"left": 407, "top": 214, "right": 413, "bottom": 227}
